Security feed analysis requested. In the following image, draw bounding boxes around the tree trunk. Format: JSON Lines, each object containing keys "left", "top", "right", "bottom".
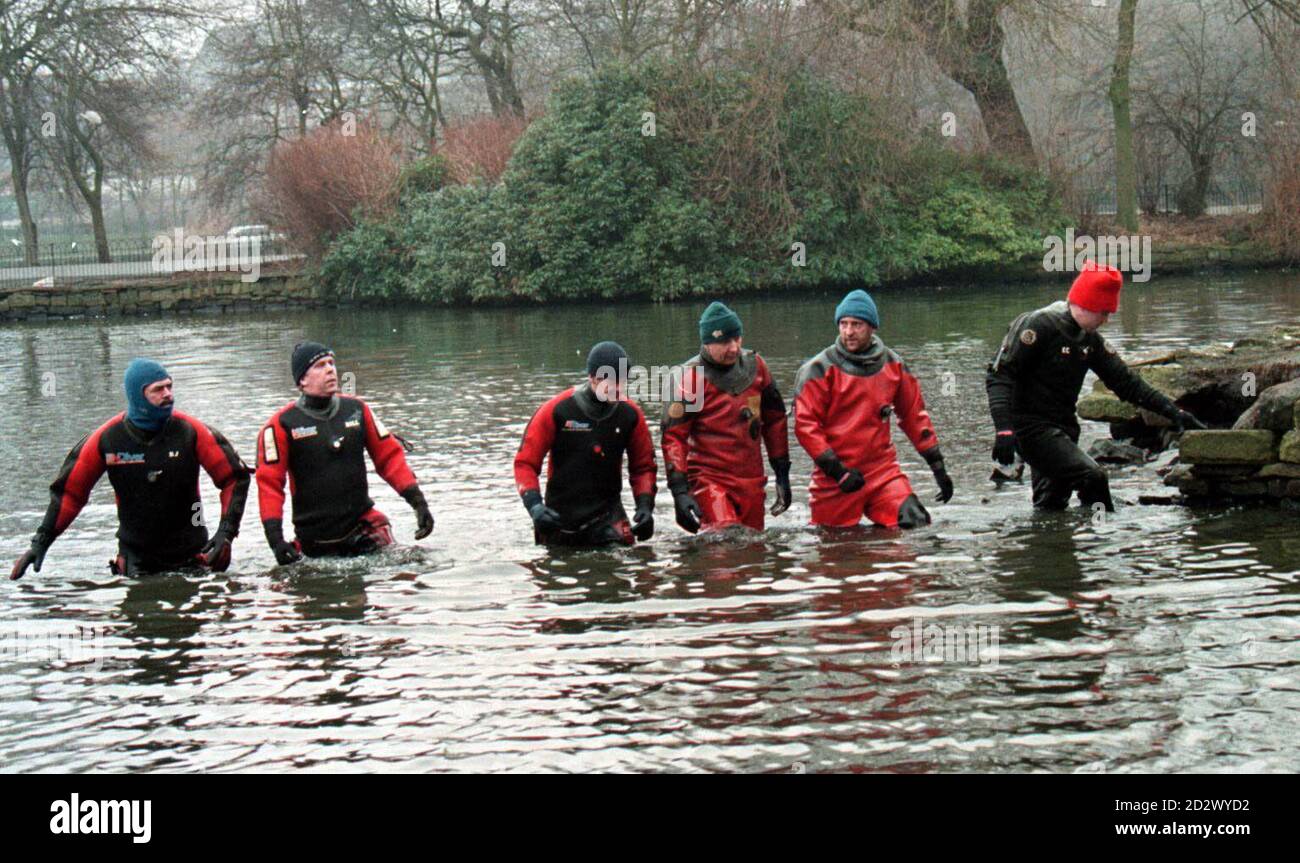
{"left": 89, "top": 179, "right": 111, "bottom": 263}
{"left": 11, "top": 166, "right": 40, "bottom": 265}
{"left": 1109, "top": 0, "right": 1140, "bottom": 232}
{"left": 1178, "top": 152, "right": 1214, "bottom": 218}
{"left": 957, "top": 0, "right": 1034, "bottom": 156}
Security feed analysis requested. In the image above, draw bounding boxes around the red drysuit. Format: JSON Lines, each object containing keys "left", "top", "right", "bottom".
{"left": 793, "top": 337, "right": 939, "bottom": 527}
{"left": 661, "top": 351, "right": 789, "bottom": 530}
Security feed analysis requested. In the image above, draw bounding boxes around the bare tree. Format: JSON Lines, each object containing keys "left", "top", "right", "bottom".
{"left": 42, "top": 1, "right": 182, "bottom": 261}
{"left": 196, "top": 0, "right": 358, "bottom": 212}
{"left": 1109, "top": 0, "right": 1139, "bottom": 231}
{"left": 826, "top": 0, "right": 1051, "bottom": 156}
{"left": 1135, "top": 0, "right": 1260, "bottom": 217}
{"left": 351, "top": 0, "right": 459, "bottom": 144}
{"left": 435, "top": 0, "right": 528, "bottom": 117}
{"left": 0, "top": 1, "right": 76, "bottom": 264}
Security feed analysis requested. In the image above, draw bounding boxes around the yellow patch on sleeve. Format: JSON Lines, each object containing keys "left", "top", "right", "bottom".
{"left": 262, "top": 426, "right": 279, "bottom": 464}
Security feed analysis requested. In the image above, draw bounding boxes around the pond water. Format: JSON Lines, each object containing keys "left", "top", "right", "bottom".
{"left": 2, "top": 271, "right": 1298, "bottom": 772}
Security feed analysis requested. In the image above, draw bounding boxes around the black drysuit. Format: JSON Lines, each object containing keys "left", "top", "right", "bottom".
{"left": 986, "top": 301, "right": 1178, "bottom": 510}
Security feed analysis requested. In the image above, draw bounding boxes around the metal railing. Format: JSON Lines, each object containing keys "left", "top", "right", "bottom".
{"left": 0, "top": 233, "right": 304, "bottom": 290}
{"left": 1073, "top": 177, "right": 1265, "bottom": 217}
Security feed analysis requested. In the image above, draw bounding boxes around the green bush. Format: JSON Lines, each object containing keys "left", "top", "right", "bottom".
{"left": 319, "top": 63, "right": 1066, "bottom": 304}
{"left": 405, "top": 184, "right": 517, "bottom": 303}
{"left": 501, "top": 67, "right": 730, "bottom": 301}
{"left": 398, "top": 155, "right": 450, "bottom": 202}
{"left": 318, "top": 217, "right": 409, "bottom": 299}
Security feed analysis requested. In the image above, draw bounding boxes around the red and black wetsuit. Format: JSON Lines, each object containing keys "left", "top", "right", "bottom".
{"left": 256, "top": 394, "right": 417, "bottom": 556}
{"left": 514, "top": 384, "right": 657, "bottom": 546}
{"left": 33, "top": 411, "right": 250, "bottom": 573}
{"left": 661, "top": 350, "right": 789, "bottom": 530}
{"left": 793, "top": 336, "right": 940, "bottom": 527}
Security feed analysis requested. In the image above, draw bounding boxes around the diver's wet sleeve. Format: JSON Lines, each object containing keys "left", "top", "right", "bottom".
{"left": 256, "top": 410, "right": 292, "bottom": 524}
{"left": 757, "top": 358, "right": 790, "bottom": 463}
{"left": 627, "top": 403, "right": 658, "bottom": 499}
{"left": 193, "top": 419, "right": 251, "bottom": 531}
{"left": 362, "top": 401, "right": 418, "bottom": 494}
{"left": 986, "top": 312, "right": 1038, "bottom": 432}
{"left": 514, "top": 394, "right": 562, "bottom": 497}
{"left": 660, "top": 365, "right": 698, "bottom": 476}
{"left": 892, "top": 361, "right": 940, "bottom": 457}
{"left": 1089, "top": 337, "right": 1176, "bottom": 418}
{"left": 793, "top": 367, "right": 835, "bottom": 463}
{"left": 36, "top": 418, "right": 112, "bottom": 544}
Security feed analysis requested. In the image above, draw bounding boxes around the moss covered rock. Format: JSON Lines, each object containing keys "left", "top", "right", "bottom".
{"left": 1280, "top": 430, "right": 1300, "bottom": 464}
{"left": 1180, "top": 430, "right": 1278, "bottom": 465}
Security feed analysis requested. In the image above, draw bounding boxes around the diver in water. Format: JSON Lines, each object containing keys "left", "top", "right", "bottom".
{"left": 513, "top": 341, "right": 657, "bottom": 547}
{"left": 255, "top": 341, "right": 433, "bottom": 563}
{"left": 660, "top": 301, "right": 791, "bottom": 533}
{"left": 986, "top": 262, "right": 1206, "bottom": 512}
{"left": 792, "top": 290, "right": 953, "bottom": 529}
{"left": 10, "top": 358, "right": 251, "bottom": 578}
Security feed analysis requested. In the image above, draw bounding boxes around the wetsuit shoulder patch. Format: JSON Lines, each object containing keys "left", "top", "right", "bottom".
{"left": 1020, "top": 328, "right": 1037, "bottom": 346}
{"left": 353, "top": 399, "right": 391, "bottom": 439}
{"left": 262, "top": 425, "right": 280, "bottom": 463}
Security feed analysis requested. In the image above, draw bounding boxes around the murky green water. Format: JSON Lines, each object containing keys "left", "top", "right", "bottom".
{"left": 2, "top": 272, "right": 1299, "bottom": 772}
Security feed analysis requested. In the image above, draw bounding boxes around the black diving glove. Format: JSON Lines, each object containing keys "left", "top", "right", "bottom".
{"left": 10, "top": 531, "right": 51, "bottom": 581}
{"left": 263, "top": 518, "right": 302, "bottom": 566}
{"left": 992, "top": 430, "right": 1017, "bottom": 466}
{"left": 815, "top": 451, "right": 865, "bottom": 493}
{"left": 402, "top": 486, "right": 435, "bottom": 539}
{"left": 770, "top": 456, "right": 792, "bottom": 516}
{"left": 631, "top": 494, "right": 655, "bottom": 542}
{"left": 667, "top": 471, "right": 702, "bottom": 534}
{"left": 924, "top": 448, "right": 954, "bottom": 504}
{"left": 1172, "top": 409, "right": 1207, "bottom": 433}
{"left": 200, "top": 518, "right": 236, "bottom": 571}
{"left": 1151, "top": 394, "right": 1208, "bottom": 433}
{"left": 522, "top": 490, "right": 563, "bottom": 532}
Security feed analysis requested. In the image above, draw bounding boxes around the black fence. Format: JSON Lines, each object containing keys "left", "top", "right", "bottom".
{"left": 1074, "top": 177, "right": 1265, "bottom": 217}
{"left": 0, "top": 234, "right": 298, "bottom": 268}
{"left": 0, "top": 233, "right": 303, "bottom": 290}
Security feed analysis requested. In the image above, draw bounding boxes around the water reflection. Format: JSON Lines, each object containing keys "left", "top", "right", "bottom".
{"left": 1, "top": 271, "right": 1297, "bottom": 771}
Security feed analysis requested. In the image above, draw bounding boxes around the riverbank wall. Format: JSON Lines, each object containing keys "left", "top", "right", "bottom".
{"left": 0, "top": 270, "right": 327, "bottom": 322}
{"left": 0, "top": 241, "right": 1292, "bottom": 322}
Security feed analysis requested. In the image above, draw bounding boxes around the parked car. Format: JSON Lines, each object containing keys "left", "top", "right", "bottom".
{"left": 225, "top": 224, "right": 271, "bottom": 238}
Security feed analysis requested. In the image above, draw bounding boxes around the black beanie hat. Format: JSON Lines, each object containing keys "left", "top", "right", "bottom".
{"left": 292, "top": 341, "right": 334, "bottom": 385}
{"left": 586, "top": 340, "right": 628, "bottom": 380}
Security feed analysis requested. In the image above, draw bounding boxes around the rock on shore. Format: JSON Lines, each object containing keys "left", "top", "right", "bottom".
{"left": 1074, "top": 325, "right": 1300, "bottom": 504}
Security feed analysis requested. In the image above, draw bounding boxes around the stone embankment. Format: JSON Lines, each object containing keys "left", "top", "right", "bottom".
{"left": 1076, "top": 326, "right": 1300, "bottom": 503}
{"left": 0, "top": 271, "right": 323, "bottom": 321}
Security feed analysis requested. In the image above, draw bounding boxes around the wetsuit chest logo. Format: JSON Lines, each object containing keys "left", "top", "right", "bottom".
{"left": 106, "top": 452, "right": 145, "bottom": 465}
{"left": 563, "top": 420, "right": 592, "bottom": 431}
{"left": 291, "top": 425, "right": 318, "bottom": 439}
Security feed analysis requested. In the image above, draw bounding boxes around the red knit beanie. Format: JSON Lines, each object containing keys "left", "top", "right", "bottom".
{"left": 1067, "top": 261, "right": 1123, "bottom": 314}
